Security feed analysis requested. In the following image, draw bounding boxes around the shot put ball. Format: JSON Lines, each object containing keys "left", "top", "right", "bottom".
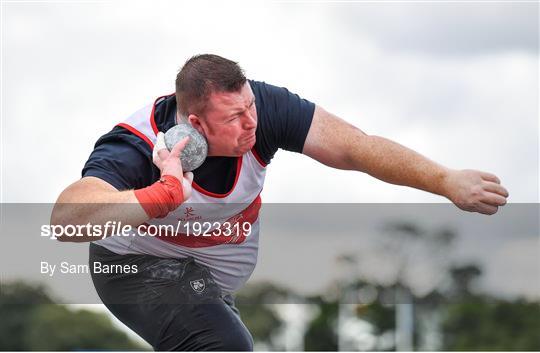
{"left": 164, "top": 124, "right": 208, "bottom": 172}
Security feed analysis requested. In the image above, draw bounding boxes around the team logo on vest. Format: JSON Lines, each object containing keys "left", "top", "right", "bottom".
{"left": 179, "top": 207, "right": 202, "bottom": 222}
{"left": 190, "top": 279, "right": 205, "bottom": 293}
{"left": 184, "top": 207, "right": 195, "bottom": 217}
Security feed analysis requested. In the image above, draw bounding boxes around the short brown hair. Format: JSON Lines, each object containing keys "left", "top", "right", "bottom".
{"left": 175, "top": 54, "right": 246, "bottom": 118}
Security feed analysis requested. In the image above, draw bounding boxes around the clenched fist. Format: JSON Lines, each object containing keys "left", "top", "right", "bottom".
{"left": 443, "top": 169, "right": 509, "bottom": 215}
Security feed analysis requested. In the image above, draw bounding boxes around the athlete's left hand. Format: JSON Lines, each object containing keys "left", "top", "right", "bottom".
{"left": 443, "top": 169, "right": 509, "bottom": 215}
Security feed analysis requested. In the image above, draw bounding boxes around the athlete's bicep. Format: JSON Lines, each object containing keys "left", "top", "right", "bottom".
{"left": 303, "top": 105, "right": 368, "bottom": 170}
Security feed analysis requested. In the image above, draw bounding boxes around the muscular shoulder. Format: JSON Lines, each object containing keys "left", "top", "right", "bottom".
{"left": 82, "top": 125, "right": 158, "bottom": 191}
{"left": 249, "top": 80, "right": 315, "bottom": 164}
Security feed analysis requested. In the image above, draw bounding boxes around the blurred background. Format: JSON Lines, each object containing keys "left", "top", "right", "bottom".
{"left": 1, "top": 0, "right": 538, "bottom": 351}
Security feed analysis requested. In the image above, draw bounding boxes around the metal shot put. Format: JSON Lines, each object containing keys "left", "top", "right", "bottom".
{"left": 163, "top": 124, "right": 208, "bottom": 172}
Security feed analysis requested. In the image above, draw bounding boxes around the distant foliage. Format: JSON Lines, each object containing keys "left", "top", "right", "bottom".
{"left": 0, "top": 281, "right": 147, "bottom": 351}
{"left": 236, "top": 282, "right": 289, "bottom": 350}
{"left": 303, "top": 299, "right": 339, "bottom": 351}
{"left": 443, "top": 297, "right": 540, "bottom": 351}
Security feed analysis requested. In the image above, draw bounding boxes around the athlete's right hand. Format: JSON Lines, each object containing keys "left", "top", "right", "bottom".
{"left": 442, "top": 169, "right": 508, "bottom": 215}
{"left": 152, "top": 132, "right": 194, "bottom": 201}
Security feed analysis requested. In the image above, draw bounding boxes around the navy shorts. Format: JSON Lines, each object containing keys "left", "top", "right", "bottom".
{"left": 89, "top": 243, "right": 253, "bottom": 351}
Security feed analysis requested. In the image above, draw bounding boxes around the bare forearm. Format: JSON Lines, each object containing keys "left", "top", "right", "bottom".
{"left": 51, "top": 177, "right": 148, "bottom": 242}
{"left": 346, "top": 135, "right": 450, "bottom": 198}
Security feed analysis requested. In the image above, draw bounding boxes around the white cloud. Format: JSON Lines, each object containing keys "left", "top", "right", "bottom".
{"left": 329, "top": 2, "right": 539, "bottom": 55}
{"left": 262, "top": 51, "right": 538, "bottom": 203}
{"left": 2, "top": 0, "right": 537, "bottom": 204}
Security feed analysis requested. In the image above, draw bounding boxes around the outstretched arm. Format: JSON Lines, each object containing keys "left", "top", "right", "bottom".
{"left": 302, "top": 105, "right": 509, "bottom": 215}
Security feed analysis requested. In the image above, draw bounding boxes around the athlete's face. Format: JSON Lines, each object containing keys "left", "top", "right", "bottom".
{"left": 188, "top": 82, "right": 257, "bottom": 157}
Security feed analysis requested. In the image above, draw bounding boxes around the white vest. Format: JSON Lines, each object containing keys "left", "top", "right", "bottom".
{"left": 96, "top": 96, "right": 267, "bottom": 293}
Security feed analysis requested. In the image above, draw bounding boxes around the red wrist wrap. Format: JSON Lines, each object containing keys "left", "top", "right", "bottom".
{"left": 134, "top": 175, "right": 184, "bottom": 219}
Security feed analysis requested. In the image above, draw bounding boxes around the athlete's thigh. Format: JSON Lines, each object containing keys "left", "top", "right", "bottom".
{"left": 89, "top": 244, "right": 252, "bottom": 350}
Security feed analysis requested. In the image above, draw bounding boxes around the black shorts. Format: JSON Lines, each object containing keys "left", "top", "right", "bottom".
{"left": 89, "top": 243, "right": 253, "bottom": 351}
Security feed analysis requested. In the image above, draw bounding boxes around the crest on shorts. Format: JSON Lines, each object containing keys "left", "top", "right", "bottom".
{"left": 190, "top": 279, "right": 205, "bottom": 293}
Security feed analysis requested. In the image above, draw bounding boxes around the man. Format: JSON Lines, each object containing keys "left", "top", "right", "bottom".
{"left": 52, "top": 54, "right": 508, "bottom": 351}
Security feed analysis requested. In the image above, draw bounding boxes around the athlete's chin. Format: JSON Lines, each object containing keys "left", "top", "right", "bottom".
{"left": 234, "top": 142, "right": 256, "bottom": 156}
{"left": 245, "top": 140, "right": 256, "bottom": 152}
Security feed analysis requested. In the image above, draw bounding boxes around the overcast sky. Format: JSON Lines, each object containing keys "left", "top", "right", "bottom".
{"left": 1, "top": 0, "right": 538, "bottom": 204}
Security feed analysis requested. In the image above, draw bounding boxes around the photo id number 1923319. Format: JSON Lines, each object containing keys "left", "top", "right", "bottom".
{"left": 184, "top": 221, "right": 252, "bottom": 237}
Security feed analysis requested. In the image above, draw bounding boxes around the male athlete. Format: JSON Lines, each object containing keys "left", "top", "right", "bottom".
{"left": 52, "top": 54, "right": 509, "bottom": 351}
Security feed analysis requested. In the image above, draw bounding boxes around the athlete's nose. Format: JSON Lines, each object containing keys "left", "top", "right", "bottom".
{"left": 242, "top": 111, "right": 257, "bottom": 130}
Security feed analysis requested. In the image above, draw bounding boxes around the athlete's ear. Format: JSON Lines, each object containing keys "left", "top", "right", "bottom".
{"left": 187, "top": 114, "right": 206, "bottom": 136}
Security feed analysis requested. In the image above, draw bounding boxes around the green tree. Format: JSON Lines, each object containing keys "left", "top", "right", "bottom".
{"left": 443, "top": 297, "right": 540, "bottom": 351}
{"left": 26, "top": 305, "right": 143, "bottom": 351}
{"left": 357, "top": 302, "right": 396, "bottom": 351}
{"left": 0, "top": 281, "right": 146, "bottom": 351}
{"left": 0, "top": 282, "right": 54, "bottom": 350}
{"left": 330, "top": 221, "right": 540, "bottom": 352}
{"left": 304, "top": 298, "right": 339, "bottom": 351}
{"left": 236, "top": 282, "right": 288, "bottom": 349}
